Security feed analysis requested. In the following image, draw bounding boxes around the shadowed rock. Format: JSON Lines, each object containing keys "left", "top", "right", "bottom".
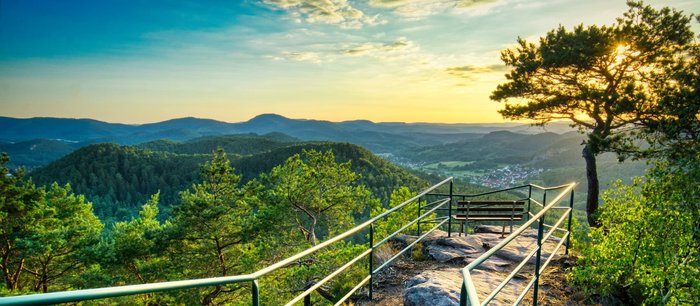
{"left": 403, "top": 226, "right": 565, "bottom": 305}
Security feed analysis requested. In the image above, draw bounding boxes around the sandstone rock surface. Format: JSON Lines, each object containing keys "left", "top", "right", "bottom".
{"left": 402, "top": 225, "right": 565, "bottom": 305}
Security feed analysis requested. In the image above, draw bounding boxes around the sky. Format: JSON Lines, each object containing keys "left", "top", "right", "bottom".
{"left": 0, "top": 0, "right": 698, "bottom": 124}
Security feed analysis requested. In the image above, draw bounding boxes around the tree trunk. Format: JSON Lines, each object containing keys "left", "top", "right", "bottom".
{"left": 309, "top": 222, "right": 318, "bottom": 246}
{"left": 582, "top": 145, "right": 600, "bottom": 227}
{"left": 202, "top": 285, "right": 224, "bottom": 306}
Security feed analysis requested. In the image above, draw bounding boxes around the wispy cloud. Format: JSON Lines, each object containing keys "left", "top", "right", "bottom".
{"left": 271, "top": 51, "right": 323, "bottom": 63}
{"left": 261, "top": 0, "right": 385, "bottom": 28}
{"left": 368, "top": 0, "right": 503, "bottom": 18}
{"left": 269, "top": 37, "right": 425, "bottom": 64}
{"left": 343, "top": 38, "right": 413, "bottom": 56}
{"left": 445, "top": 64, "right": 508, "bottom": 80}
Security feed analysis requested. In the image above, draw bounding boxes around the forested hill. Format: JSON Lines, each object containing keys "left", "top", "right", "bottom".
{"left": 30, "top": 144, "right": 206, "bottom": 220}
{"left": 30, "top": 141, "right": 427, "bottom": 222}
{"left": 135, "top": 132, "right": 302, "bottom": 155}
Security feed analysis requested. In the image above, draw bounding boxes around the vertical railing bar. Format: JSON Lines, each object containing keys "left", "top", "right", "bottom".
{"left": 417, "top": 197, "right": 422, "bottom": 236}
{"left": 513, "top": 277, "right": 537, "bottom": 305}
{"left": 526, "top": 185, "right": 532, "bottom": 221}
{"left": 460, "top": 282, "right": 468, "bottom": 306}
{"left": 448, "top": 180, "right": 454, "bottom": 237}
{"left": 368, "top": 223, "right": 374, "bottom": 300}
{"left": 533, "top": 191, "right": 546, "bottom": 306}
{"left": 460, "top": 269, "right": 481, "bottom": 306}
{"left": 539, "top": 232, "right": 569, "bottom": 275}
{"left": 565, "top": 190, "right": 574, "bottom": 255}
{"left": 252, "top": 280, "right": 259, "bottom": 306}
{"left": 542, "top": 190, "right": 547, "bottom": 224}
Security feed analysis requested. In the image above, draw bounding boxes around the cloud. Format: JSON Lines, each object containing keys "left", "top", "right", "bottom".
{"left": 445, "top": 64, "right": 508, "bottom": 79}
{"left": 261, "top": 0, "right": 384, "bottom": 28}
{"left": 343, "top": 38, "right": 413, "bottom": 56}
{"left": 272, "top": 51, "right": 323, "bottom": 63}
{"left": 271, "top": 37, "right": 423, "bottom": 64}
{"left": 368, "top": 0, "right": 502, "bottom": 18}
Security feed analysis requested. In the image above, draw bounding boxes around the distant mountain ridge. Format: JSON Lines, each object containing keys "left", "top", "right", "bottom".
{"left": 0, "top": 114, "right": 575, "bottom": 168}
{"left": 0, "top": 114, "right": 574, "bottom": 144}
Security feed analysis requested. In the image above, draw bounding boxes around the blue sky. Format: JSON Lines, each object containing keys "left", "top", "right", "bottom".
{"left": 1, "top": 0, "right": 698, "bottom": 123}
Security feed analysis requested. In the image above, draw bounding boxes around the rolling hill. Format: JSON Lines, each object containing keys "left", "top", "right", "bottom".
{"left": 0, "top": 114, "right": 576, "bottom": 169}
{"left": 29, "top": 141, "right": 428, "bottom": 222}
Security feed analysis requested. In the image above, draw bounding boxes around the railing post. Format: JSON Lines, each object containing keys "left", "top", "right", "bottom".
{"left": 368, "top": 223, "right": 374, "bottom": 300}
{"left": 417, "top": 197, "right": 422, "bottom": 236}
{"left": 540, "top": 190, "right": 548, "bottom": 230}
{"left": 565, "top": 190, "right": 574, "bottom": 255}
{"left": 533, "top": 197, "right": 546, "bottom": 306}
{"left": 526, "top": 185, "right": 532, "bottom": 221}
{"left": 304, "top": 295, "right": 311, "bottom": 306}
{"left": 252, "top": 280, "right": 259, "bottom": 306}
{"left": 448, "top": 180, "right": 453, "bottom": 237}
{"left": 460, "top": 282, "right": 468, "bottom": 306}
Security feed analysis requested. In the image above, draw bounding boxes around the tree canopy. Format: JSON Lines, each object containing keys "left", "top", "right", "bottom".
{"left": 491, "top": 1, "right": 697, "bottom": 226}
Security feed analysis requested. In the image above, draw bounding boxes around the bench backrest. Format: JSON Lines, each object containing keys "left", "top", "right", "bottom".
{"left": 455, "top": 200, "right": 525, "bottom": 220}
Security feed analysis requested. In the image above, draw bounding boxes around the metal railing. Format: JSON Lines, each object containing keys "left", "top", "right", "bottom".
{"left": 0, "top": 178, "right": 457, "bottom": 306}
{"left": 1, "top": 179, "right": 575, "bottom": 306}
{"left": 457, "top": 182, "right": 576, "bottom": 306}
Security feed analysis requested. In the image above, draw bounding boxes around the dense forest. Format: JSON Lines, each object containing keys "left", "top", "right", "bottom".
{"left": 1, "top": 147, "right": 442, "bottom": 304}
{"left": 29, "top": 140, "right": 428, "bottom": 222}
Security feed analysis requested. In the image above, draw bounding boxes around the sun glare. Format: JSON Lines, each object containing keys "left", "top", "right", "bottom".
{"left": 615, "top": 44, "right": 628, "bottom": 63}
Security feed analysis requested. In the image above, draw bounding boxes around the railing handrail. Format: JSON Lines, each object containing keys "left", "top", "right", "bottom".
{"left": 465, "top": 183, "right": 574, "bottom": 270}
{"left": 427, "top": 182, "right": 572, "bottom": 199}
{"left": 459, "top": 182, "right": 576, "bottom": 306}
{"left": 1, "top": 178, "right": 575, "bottom": 306}
{"left": 0, "top": 177, "right": 455, "bottom": 306}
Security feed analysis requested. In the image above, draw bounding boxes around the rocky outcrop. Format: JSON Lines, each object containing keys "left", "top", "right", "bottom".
{"left": 404, "top": 269, "right": 462, "bottom": 306}
{"left": 403, "top": 225, "right": 564, "bottom": 305}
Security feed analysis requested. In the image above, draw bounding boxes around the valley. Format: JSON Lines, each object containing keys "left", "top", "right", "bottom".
{"left": 2, "top": 114, "right": 647, "bottom": 225}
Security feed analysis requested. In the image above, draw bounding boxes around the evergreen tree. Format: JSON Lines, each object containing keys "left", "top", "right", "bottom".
{"left": 22, "top": 183, "right": 102, "bottom": 293}
{"left": 0, "top": 153, "right": 103, "bottom": 294}
{"left": 169, "top": 148, "right": 259, "bottom": 305}
{"left": 263, "top": 150, "right": 377, "bottom": 246}
{"left": 0, "top": 153, "right": 43, "bottom": 292}
{"left": 490, "top": 1, "right": 696, "bottom": 226}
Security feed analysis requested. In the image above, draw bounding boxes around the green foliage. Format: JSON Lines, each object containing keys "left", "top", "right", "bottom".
{"left": 234, "top": 142, "right": 427, "bottom": 204}
{"left": 572, "top": 162, "right": 699, "bottom": 304}
{"left": 136, "top": 133, "right": 300, "bottom": 156}
{"left": 251, "top": 150, "right": 384, "bottom": 304}
{"left": 491, "top": 1, "right": 697, "bottom": 226}
{"left": 100, "top": 194, "right": 167, "bottom": 284}
{"left": 167, "top": 148, "right": 261, "bottom": 305}
{"left": 0, "top": 153, "right": 44, "bottom": 292}
{"left": 263, "top": 149, "right": 379, "bottom": 246}
{"left": 22, "top": 183, "right": 103, "bottom": 293}
{"left": 30, "top": 144, "right": 205, "bottom": 222}
{"left": 372, "top": 187, "right": 419, "bottom": 240}
{"left": 30, "top": 142, "right": 426, "bottom": 222}
{"left": 1, "top": 145, "right": 427, "bottom": 304}
{"left": 0, "top": 153, "right": 103, "bottom": 294}
{"left": 259, "top": 241, "right": 367, "bottom": 305}
{"left": 571, "top": 5, "right": 699, "bottom": 305}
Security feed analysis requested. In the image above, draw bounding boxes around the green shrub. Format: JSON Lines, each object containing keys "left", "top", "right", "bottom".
{"left": 572, "top": 163, "right": 699, "bottom": 304}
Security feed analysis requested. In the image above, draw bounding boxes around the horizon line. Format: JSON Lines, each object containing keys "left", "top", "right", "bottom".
{"left": 0, "top": 113, "right": 547, "bottom": 126}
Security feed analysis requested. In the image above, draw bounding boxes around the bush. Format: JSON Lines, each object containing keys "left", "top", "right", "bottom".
{"left": 572, "top": 162, "right": 699, "bottom": 304}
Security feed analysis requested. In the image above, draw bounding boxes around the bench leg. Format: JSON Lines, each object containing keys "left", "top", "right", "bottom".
{"left": 501, "top": 224, "right": 506, "bottom": 238}
{"left": 510, "top": 219, "right": 514, "bottom": 235}
{"left": 459, "top": 221, "right": 464, "bottom": 237}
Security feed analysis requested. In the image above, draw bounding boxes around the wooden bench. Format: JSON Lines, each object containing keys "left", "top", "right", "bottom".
{"left": 453, "top": 200, "right": 525, "bottom": 237}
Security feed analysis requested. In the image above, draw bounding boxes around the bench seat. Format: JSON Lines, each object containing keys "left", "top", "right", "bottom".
{"left": 453, "top": 200, "right": 525, "bottom": 237}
